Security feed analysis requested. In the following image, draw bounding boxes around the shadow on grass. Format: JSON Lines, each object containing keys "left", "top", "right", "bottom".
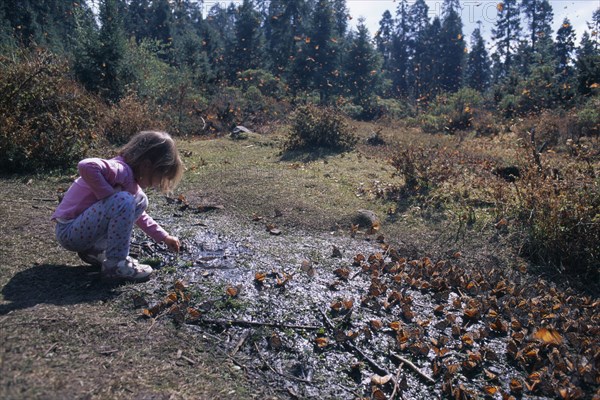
{"left": 0, "top": 264, "right": 118, "bottom": 315}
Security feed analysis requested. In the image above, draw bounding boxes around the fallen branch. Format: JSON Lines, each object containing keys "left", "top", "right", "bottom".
{"left": 389, "top": 364, "right": 405, "bottom": 400}
{"left": 230, "top": 330, "right": 250, "bottom": 357}
{"left": 390, "top": 352, "right": 435, "bottom": 385}
{"left": 254, "top": 342, "right": 313, "bottom": 384}
{"left": 191, "top": 317, "right": 321, "bottom": 331}
{"left": 319, "top": 309, "right": 391, "bottom": 377}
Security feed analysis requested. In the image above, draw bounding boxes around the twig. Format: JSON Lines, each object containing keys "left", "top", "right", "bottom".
{"left": 389, "top": 352, "right": 435, "bottom": 385}
{"left": 191, "top": 317, "right": 321, "bottom": 331}
{"left": 389, "top": 364, "right": 405, "bottom": 400}
{"left": 319, "top": 309, "right": 390, "bottom": 377}
{"left": 230, "top": 330, "right": 250, "bottom": 357}
{"left": 253, "top": 342, "right": 313, "bottom": 384}
{"left": 44, "top": 343, "right": 58, "bottom": 357}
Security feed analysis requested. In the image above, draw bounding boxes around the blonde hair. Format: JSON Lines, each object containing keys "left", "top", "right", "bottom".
{"left": 119, "top": 131, "right": 183, "bottom": 193}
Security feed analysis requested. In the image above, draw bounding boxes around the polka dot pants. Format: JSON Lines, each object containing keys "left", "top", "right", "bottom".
{"left": 56, "top": 191, "right": 147, "bottom": 264}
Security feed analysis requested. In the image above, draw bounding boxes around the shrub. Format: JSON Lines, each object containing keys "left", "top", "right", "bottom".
{"left": 236, "top": 69, "right": 286, "bottom": 100}
{"left": 492, "top": 149, "right": 600, "bottom": 280}
{"left": 420, "top": 88, "right": 484, "bottom": 133}
{"left": 101, "top": 92, "right": 166, "bottom": 144}
{"left": 203, "top": 86, "right": 246, "bottom": 133}
{"left": 472, "top": 109, "right": 501, "bottom": 137}
{"left": 0, "top": 49, "right": 103, "bottom": 172}
{"left": 576, "top": 97, "right": 600, "bottom": 137}
{"left": 284, "top": 105, "right": 357, "bottom": 151}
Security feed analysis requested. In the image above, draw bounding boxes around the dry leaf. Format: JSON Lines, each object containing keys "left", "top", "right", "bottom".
{"left": 533, "top": 328, "right": 562, "bottom": 345}
{"left": 370, "top": 319, "right": 383, "bottom": 331}
{"left": 371, "top": 374, "right": 392, "bottom": 385}
{"left": 315, "top": 337, "right": 329, "bottom": 348}
{"left": 226, "top": 286, "right": 239, "bottom": 297}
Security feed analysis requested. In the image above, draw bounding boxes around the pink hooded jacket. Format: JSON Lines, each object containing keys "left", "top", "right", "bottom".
{"left": 52, "top": 156, "right": 169, "bottom": 243}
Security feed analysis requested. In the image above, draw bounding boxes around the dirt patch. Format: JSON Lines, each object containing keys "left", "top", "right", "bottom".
{"left": 130, "top": 195, "right": 599, "bottom": 399}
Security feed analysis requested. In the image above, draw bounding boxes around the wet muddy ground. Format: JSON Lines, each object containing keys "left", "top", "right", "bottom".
{"left": 129, "top": 196, "right": 599, "bottom": 400}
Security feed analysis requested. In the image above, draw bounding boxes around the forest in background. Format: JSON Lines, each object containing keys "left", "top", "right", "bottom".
{"left": 0, "top": 0, "right": 598, "bottom": 165}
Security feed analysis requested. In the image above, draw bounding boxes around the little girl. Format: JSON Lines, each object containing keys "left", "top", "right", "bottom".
{"left": 52, "top": 131, "right": 184, "bottom": 282}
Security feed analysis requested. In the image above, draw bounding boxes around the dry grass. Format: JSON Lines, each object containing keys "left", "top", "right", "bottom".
{"left": 1, "top": 117, "right": 597, "bottom": 398}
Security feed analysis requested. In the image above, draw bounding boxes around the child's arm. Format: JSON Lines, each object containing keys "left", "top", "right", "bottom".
{"left": 78, "top": 158, "right": 126, "bottom": 199}
{"left": 136, "top": 212, "right": 180, "bottom": 252}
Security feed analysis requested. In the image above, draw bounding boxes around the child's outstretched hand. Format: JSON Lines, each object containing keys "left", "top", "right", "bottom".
{"left": 164, "top": 235, "right": 181, "bottom": 253}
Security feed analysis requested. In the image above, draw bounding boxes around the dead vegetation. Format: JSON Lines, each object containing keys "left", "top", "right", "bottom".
{"left": 1, "top": 118, "right": 599, "bottom": 399}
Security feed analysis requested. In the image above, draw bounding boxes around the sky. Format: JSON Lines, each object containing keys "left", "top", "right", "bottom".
{"left": 344, "top": 0, "right": 600, "bottom": 45}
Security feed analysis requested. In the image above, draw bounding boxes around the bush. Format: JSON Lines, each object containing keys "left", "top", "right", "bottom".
{"left": 472, "top": 109, "right": 501, "bottom": 137}
{"left": 101, "top": 92, "right": 166, "bottom": 144}
{"left": 493, "top": 149, "right": 600, "bottom": 280}
{"left": 576, "top": 97, "right": 600, "bottom": 137}
{"left": 420, "top": 88, "right": 484, "bottom": 133}
{"left": 284, "top": 105, "right": 357, "bottom": 151}
{"left": 0, "top": 49, "right": 103, "bottom": 172}
{"left": 202, "top": 86, "right": 246, "bottom": 133}
{"left": 236, "top": 69, "right": 286, "bottom": 100}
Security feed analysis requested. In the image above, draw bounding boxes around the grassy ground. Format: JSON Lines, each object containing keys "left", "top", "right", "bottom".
{"left": 1, "top": 121, "right": 598, "bottom": 399}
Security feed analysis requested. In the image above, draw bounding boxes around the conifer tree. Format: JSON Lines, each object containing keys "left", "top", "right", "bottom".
{"left": 291, "top": 0, "right": 339, "bottom": 102}
{"left": 391, "top": 0, "right": 410, "bottom": 96}
{"left": 266, "top": 0, "right": 309, "bottom": 76}
{"left": 417, "top": 17, "right": 443, "bottom": 101}
{"left": 406, "top": 0, "right": 430, "bottom": 101}
{"left": 204, "top": 3, "right": 237, "bottom": 83}
{"left": 150, "top": 0, "right": 174, "bottom": 45}
{"left": 74, "top": 0, "right": 128, "bottom": 102}
{"left": 521, "top": 0, "right": 553, "bottom": 53}
{"left": 343, "top": 18, "right": 381, "bottom": 114}
{"left": 332, "top": 0, "right": 349, "bottom": 37}
{"left": 576, "top": 30, "right": 600, "bottom": 96}
{"left": 439, "top": 0, "right": 465, "bottom": 93}
{"left": 555, "top": 18, "right": 576, "bottom": 79}
{"left": 125, "top": 0, "right": 152, "bottom": 42}
{"left": 465, "top": 26, "right": 491, "bottom": 91}
{"left": 374, "top": 10, "right": 394, "bottom": 71}
{"left": 492, "top": 0, "right": 521, "bottom": 79}
{"left": 230, "top": 0, "right": 265, "bottom": 78}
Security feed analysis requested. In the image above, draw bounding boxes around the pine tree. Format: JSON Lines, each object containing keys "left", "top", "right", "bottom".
{"left": 125, "top": 0, "right": 152, "bottom": 42}
{"left": 343, "top": 18, "right": 381, "bottom": 115}
{"left": 390, "top": 0, "right": 410, "bottom": 96}
{"left": 74, "top": 0, "right": 128, "bottom": 102}
{"left": 332, "top": 0, "right": 349, "bottom": 37}
{"left": 231, "top": 0, "right": 266, "bottom": 77}
{"left": 2, "top": 0, "right": 81, "bottom": 50}
{"left": 521, "top": 0, "right": 553, "bottom": 53}
{"left": 374, "top": 10, "right": 394, "bottom": 71}
{"left": 576, "top": 30, "right": 600, "bottom": 96}
{"left": 465, "top": 26, "right": 491, "bottom": 91}
{"left": 291, "top": 0, "right": 339, "bottom": 102}
{"left": 439, "top": 0, "right": 465, "bottom": 93}
{"left": 589, "top": 8, "right": 600, "bottom": 51}
{"left": 555, "top": 18, "right": 576, "bottom": 78}
{"left": 204, "top": 3, "right": 237, "bottom": 83}
{"left": 150, "top": 0, "right": 173, "bottom": 45}
{"left": 492, "top": 0, "right": 521, "bottom": 79}
{"left": 266, "top": 0, "right": 309, "bottom": 76}
{"left": 416, "top": 17, "right": 443, "bottom": 101}
{"left": 406, "top": 0, "right": 430, "bottom": 100}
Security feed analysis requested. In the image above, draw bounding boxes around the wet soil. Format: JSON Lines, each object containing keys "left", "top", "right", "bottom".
{"left": 130, "top": 196, "right": 600, "bottom": 400}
